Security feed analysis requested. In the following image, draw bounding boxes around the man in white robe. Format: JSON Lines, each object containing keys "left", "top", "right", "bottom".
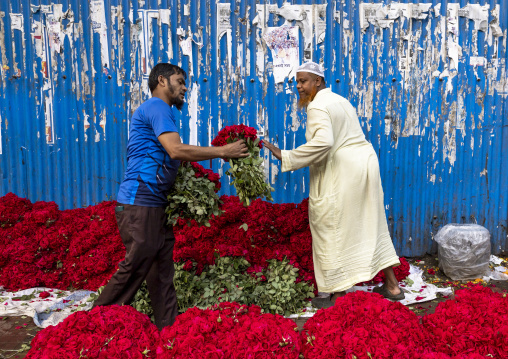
{"left": 264, "top": 62, "right": 404, "bottom": 308}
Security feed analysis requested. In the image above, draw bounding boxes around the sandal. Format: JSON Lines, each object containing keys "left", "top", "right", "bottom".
{"left": 372, "top": 285, "right": 405, "bottom": 301}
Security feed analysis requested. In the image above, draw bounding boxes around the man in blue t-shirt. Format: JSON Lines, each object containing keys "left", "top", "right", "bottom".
{"left": 93, "top": 63, "right": 248, "bottom": 330}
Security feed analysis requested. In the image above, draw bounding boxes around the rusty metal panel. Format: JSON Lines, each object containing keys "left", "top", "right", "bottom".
{"left": 0, "top": 0, "right": 506, "bottom": 256}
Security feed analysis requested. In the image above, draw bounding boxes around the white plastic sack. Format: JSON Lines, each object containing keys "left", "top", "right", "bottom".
{"left": 435, "top": 224, "right": 491, "bottom": 281}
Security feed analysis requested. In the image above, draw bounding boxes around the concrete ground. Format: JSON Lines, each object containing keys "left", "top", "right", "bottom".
{"left": 1, "top": 254, "right": 507, "bottom": 359}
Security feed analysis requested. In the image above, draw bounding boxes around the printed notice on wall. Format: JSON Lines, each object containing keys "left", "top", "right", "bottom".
{"left": 263, "top": 26, "right": 299, "bottom": 83}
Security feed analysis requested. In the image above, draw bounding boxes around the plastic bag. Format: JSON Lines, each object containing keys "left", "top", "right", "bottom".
{"left": 434, "top": 224, "right": 491, "bottom": 281}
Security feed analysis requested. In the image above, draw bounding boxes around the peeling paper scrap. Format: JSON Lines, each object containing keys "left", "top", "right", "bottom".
{"left": 447, "top": 42, "right": 462, "bottom": 70}
{"left": 470, "top": 56, "right": 487, "bottom": 67}
{"left": 9, "top": 14, "right": 23, "bottom": 31}
{"left": 179, "top": 37, "right": 192, "bottom": 57}
{"left": 159, "top": 9, "right": 170, "bottom": 25}
{"left": 458, "top": 4, "right": 489, "bottom": 32}
{"left": 188, "top": 83, "right": 198, "bottom": 146}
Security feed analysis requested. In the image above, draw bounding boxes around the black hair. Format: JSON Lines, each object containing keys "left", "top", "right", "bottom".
{"left": 148, "top": 63, "right": 187, "bottom": 93}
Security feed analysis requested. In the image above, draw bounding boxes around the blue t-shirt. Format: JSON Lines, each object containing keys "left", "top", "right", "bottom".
{"left": 117, "top": 97, "right": 180, "bottom": 207}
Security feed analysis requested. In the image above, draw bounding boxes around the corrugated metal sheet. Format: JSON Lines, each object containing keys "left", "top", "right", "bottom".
{"left": 0, "top": 0, "right": 506, "bottom": 256}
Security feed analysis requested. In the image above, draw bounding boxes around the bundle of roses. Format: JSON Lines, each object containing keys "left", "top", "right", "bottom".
{"left": 26, "top": 305, "right": 159, "bottom": 358}
{"left": 300, "top": 291, "right": 435, "bottom": 358}
{"left": 166, "top": 161, "right": 223, "bottom": 227}
{"left": 423, "top": 285, "right": 508, "bottom": 357}
{"left": 0, "top": 193, "right": 124, "bottom": 291}
{"left": 157, "top": 302, "right": 301, "bottom": 358}
{"left": 211, "top": 124, "right": 274, "bottom": 206}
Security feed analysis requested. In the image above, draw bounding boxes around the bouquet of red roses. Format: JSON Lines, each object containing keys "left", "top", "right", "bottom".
{"left": 212, "top": 124, "right": 274, "bottom": 206}
{"left": 166, "top": 162, "right": 223, "bottom": 227}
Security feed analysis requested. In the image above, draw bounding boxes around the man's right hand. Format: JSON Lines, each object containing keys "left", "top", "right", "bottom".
{"left": 221, "top": 140, "right": 249, "bottom": 159}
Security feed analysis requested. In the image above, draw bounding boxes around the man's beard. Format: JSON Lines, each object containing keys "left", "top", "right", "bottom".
{"left": 169, "top": 84, "right": 185, "bottom": 110}
{"left": 297, "top": 86, "right": 318, "bottom": 110}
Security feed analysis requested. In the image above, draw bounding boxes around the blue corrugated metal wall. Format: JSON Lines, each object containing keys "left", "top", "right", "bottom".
{"left": 0, "top": 0, "right": 506, "bottom": 256}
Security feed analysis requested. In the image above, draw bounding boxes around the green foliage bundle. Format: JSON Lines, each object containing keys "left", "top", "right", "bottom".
{"left": 128, "top": 256, "right": 314, "bottom": 319}
{"left": 166, "top": 162, "right": 223, "bottom": 227}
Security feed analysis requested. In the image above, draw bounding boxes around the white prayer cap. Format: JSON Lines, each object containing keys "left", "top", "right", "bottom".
{"left": 295, "top": 61, "right": 325, "bottom": 78}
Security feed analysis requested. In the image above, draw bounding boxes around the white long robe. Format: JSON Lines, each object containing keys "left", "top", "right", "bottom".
{"left": 281, "top": 88, "right": 400, "bottom": 292}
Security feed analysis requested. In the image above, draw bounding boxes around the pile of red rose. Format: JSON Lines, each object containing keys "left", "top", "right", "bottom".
{"left": 25, "top": 304, "right": 160, "bottom": 359}
{"left": 0, "top": 193, "right": 409, "bottom": 293}
{"left": 157, "top": 302, "right": 301, "bottom": 358}
{"left": 0, "top": 193, "right": 124, "bottom": 291}
{"left": 25, "top": 287, "right": 507, "bottom": 358}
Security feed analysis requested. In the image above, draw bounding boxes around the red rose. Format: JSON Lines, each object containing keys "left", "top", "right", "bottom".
{"left": 38, "top": 291, "right": 51, "bottom": 299}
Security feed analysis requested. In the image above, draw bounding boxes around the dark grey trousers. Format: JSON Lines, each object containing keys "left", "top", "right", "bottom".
{"left": 92, "top": 203, "right": 178, "bottom": 330}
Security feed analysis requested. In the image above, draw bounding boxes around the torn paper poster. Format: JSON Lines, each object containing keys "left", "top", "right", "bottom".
{"left": 314, "top": 5, "right": 327, "bottom": 44}
{"left": 47, "top": 16, "right": 63, "bottom": 54}
{"left": 489, "top": 4, "right": 503, "bottom": 41}
{"left": 0, "top": 287, "right": 94, "bottom": 328}
{"left": 359, "top": 4, "right": 387, "bottom": 30}
{"left": 470, "top": 56, "right": 487, "bottom": 67}
{"left": 9, "top": 13, "right": 23, "bottom": 31}
{"left": 263, "top": 26, "right": 299, "bottom": 83}
{"left": 217, "top": 3, "right": 232, "bottom": 70}
{"left": 390, "top": 3, "right": 433, "bottom": 20}
{"left": 90, "top": 0, "right": 110, "bottom": 68}
{"left": 217, "top": 3, "right": 231, "bottom": 41}
{"left": 458, "top": 4, "right": 489, "bottom": 32}
{"left": 275, "top": 5, "right": 314, "bottom": 61}
{"left": 360, "top": 3, "right": 433, "bottom": 30}
{"left": 180, "top": 36, "right": 192, "bottom": 57}
{"left": 254, "top": 4, "right": 325, "bottom": 62}
{"left": 447, "top": 42, "right": 463, "bottom": 70}
{"left": 31, "top": 21, "right": 44, "bottom": 59}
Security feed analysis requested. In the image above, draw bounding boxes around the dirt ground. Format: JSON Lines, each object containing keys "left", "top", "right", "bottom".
{"left": 1, "top": 254, "right": 507, "bottom": 359}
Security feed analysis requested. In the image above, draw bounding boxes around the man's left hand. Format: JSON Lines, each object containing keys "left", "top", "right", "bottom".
{"left": 263, "top": 141, "right": 282, "bottom": 161}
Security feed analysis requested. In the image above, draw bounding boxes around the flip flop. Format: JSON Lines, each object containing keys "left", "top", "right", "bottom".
{"left": 372, "top": 285, "right": 405, "bottom": 301}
